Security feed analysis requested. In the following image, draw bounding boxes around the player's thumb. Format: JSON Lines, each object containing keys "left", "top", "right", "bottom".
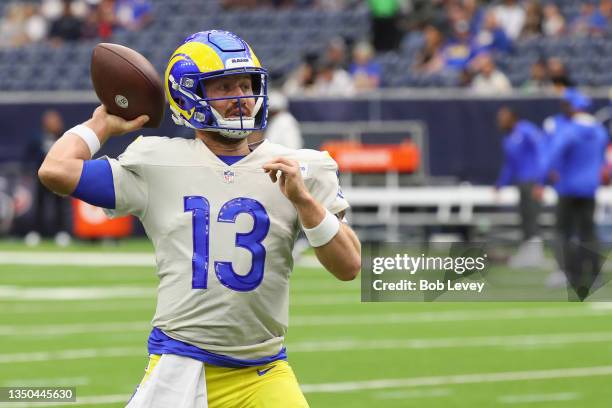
{"left": 126, "top": 115, "right": 149, "bottom": 131}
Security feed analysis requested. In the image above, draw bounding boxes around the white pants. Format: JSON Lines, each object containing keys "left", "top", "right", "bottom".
{"left": 126, "top": 354, "right": 208, "bottom": 408}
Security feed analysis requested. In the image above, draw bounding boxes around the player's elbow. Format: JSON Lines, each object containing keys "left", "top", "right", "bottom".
{"left": 336, "top": 256, "right": 361, "bottom": 281}
{"left": 38, "top": 160, "right": 69, "bottom": 196}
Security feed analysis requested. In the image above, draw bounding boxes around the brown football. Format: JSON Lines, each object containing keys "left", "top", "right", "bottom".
{"left": 90, "top": 43, "right": 165, "bottom": 128}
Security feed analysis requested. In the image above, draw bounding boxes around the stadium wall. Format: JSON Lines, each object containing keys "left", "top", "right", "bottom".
{"left": 1, "top": 92, "right": 609, "bottom": 185}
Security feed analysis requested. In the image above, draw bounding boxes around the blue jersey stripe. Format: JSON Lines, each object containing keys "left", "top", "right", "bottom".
{"left": 148, "top": 327, "right": 287, "bottom": 368}
{"left": 72, "top": 159, "right": 115, "bottom": 209}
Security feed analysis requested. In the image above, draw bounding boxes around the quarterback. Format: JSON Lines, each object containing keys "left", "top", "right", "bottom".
{"left": 38, "top": 30, "right": 361, "bottom": 407}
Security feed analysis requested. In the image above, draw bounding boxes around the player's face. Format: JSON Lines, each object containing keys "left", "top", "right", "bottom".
{"left": 204, "top": 74, "right": 256, "bottom": 119}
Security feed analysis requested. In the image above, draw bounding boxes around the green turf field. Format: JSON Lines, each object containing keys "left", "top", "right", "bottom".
{"left": 1, "top": 239, "right": 612, "bottom": 407}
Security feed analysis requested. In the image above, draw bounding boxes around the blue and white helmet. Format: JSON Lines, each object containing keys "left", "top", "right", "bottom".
{"left": 165, "top": 30, "right": 268, "bottom": 139}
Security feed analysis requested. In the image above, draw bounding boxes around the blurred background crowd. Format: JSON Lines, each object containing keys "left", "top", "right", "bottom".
{"left": 0, "top": 0, "right": 610, "bottom": 92}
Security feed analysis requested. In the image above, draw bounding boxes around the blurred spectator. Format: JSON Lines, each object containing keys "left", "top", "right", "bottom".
{"left": 349, "top": 41, "right": 382, "bottom": 91}
{"left": 495, "top": 106, "right": 545, "bottom": 262}
{"left": 520, "top": 1, "right": 543, "bottom": 39}
{"left": 367, "top": 0, "right": 403, "bottom": 51}
{"left": 312, "top": 59, "right": 355, "bottom": 96}
{"left": 49, "top": 0, "right": 83, "bottom": 43}
{"left": 264, "top": 90, "right": 303, "bottom": 149}
{"left": 570, "top": 3, "right": 608, "bottom": 36}
{"left": 547, "top": 57, "right": 574, "bottom": 92}
{"left": 492, "top": 0, "right": 525, "bottom": 40}
{"left": 522, "top": 60, "right": 552, "bottom": 93}
{"left": 283, "top": 54, "right": 318, "bottom": 96}
{"left": 470, "top": 53, "right": 511, "bottom": 94}
{"left": 458, "top": 68, "right": 475, "bottom": 87}
{"left": 600, "top": 0, "right": 612, "bottom": 21}
{"left": 96, "top": 0, "right": 118, "bottom": 40}
{"left": 472, "top": 10, "right": 512, "bottom": 54}
{"left": 24, "top": 110, "right": 71, "bottom": 246}
{"left": 24, "top": 3, "right": 49, "bottom": 44}
{"left": 115, "top": 0, "right": 153, "bottom": 31}
{"left": 542, "top": 3, "right": 566, "bottom": 37}
{"left": 413, "top": 24, "right": 445, "bottom": 74}
{"left": 325, "top": 37, "right": 348, "bottom": 70}
{"left": 41, "top": 0, "right": 65, "bottom": 21}
{"left": 0, "top": 4, "right": 28, "bottom": 48}
{"left": 441, "top": 20, "right": 474, "bottom": 71}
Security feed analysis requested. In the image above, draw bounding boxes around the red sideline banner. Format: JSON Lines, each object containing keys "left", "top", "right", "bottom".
{"left": 72, "top": 199, "right": 132, "bottom": 239}
{"left": 320, "top": 140, "right": 420, "bottom": 173}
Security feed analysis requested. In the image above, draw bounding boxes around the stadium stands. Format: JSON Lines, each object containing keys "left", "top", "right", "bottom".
{"left": 0, "top": 0, "right": 609, "bottom": 91}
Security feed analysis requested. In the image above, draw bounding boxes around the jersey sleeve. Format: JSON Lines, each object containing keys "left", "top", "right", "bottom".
{"left": 104, "top": 137, "right": 149, "bottom": 219}
{"left": 307, "top": 152, "right": 349, "bottom": 216}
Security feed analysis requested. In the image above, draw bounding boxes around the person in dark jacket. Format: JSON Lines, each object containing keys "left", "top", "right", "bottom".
{"left": 544, "top": 89, "right": 608, "bottom": 300}
{"left": 24, "top": 110, "right": 70, "bottom": 246}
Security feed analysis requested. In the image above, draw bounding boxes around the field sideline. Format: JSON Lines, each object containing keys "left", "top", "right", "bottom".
{"left": 1, "top": 239, "right": 611, "bottom": 407}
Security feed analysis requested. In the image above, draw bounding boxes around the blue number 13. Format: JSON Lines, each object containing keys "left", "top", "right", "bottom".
{"left": 184, "top": 196, "right": 270, "bottom": 292}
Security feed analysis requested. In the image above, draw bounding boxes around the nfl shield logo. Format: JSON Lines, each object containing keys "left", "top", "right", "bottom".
{"left": 223, "top": 169, "right": 235, "bottom": 184}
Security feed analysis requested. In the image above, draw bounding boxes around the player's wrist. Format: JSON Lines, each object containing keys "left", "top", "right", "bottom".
{"left": 83, "top": 117, "right": 110, "bottom": 144}
{"left": 291, "top": 192, "right": 317, "bottom": 212}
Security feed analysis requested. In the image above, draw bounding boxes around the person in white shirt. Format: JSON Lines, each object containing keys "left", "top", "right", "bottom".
{"left": 313, "top": 60, "right": 355, "bottom": 97}
{"left": 493, "top": 0, "right": 526, "bottom": 40}
{"left": 471, "top": 53, "right": 512, "bottom": 94}
{"left": 264, "top": 90, "right": 303, "bottom": 150}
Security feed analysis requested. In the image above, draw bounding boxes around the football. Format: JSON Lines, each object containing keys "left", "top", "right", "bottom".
{"left": 90, "top": 43, "right": 165, "bottom": 128}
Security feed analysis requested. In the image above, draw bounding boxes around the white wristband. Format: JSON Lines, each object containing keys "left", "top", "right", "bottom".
{"left": 302, "top": 209, "right": 340, "bottom": 247}
{"left": 67, "top": 124, "right": 101, "bottom": 157}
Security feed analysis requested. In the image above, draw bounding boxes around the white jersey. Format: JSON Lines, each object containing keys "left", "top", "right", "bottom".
{"left": 106, "top": 137, "right": 348, "bottom": 360}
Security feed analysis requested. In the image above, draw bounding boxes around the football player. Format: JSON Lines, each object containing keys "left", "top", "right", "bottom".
{"left": 38, "top": 30, "right": 361, "bottom": 408}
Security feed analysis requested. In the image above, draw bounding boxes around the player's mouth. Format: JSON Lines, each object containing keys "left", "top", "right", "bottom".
{"left": 226, "top": 109, "right": 252, "bottom": 118}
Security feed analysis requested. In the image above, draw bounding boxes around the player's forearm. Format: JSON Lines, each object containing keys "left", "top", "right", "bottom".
{"left": 294, "top": 196, "right": 361, "bottom": 281}
{"left": 313, "top": 223, "right": 361, "bottom": 281}
{"left": 38, "top": 118, "right": 109, "bottom": 195}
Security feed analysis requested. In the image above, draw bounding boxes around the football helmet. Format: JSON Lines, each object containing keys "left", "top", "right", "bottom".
{"left": 165, "top": 30, "right": 268, "bottom": 138}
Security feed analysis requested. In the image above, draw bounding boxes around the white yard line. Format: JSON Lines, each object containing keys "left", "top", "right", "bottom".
{"left": 498, "top": 392, "right": 580, "bottom": 404}
{"left": 2, "top": 306, "right": 611, "bottom": 336}
{"left": 289, "top": 332, "right": 612, "bottom": 352}
{"left": 0, "top": 252, "right": 322, "bottom": 269}
{"left": 0, "top": 366, "right": 607, "bottom": 406}
{"left": 0, "top": 285, "right": 155, "bottom": 300}
{"left": 1, "top": 302, "right": 154, "bottom": 314}
{"left": 2, "top": 331, "right": 612, "bottom": 362}
{"left": 300, "top": 366, "right": 612, "bottom": 393}
{"left": 372, "top": 388, "right": 452, "bottom": 400}
{"left": 0, "top": 347, "right": 143, "bottom": 364}
{"left": 290, "top": 306, "right": 612, "bottom": 326}
{"left": 0, "top": 252, "right": 155, "bottom": 266}
{"left": 0, "top": 321, "right": 150, "bottom": 336}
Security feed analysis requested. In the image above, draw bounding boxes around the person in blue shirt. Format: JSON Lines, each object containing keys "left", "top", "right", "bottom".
{"left": 543, "top": 89, "right": 609, "bottom": 299}
{"left": 495, "top": 106, "right": 545, "bottom": 242}
{"left": 541, "top": 90, "right": 578, "bottom": 286}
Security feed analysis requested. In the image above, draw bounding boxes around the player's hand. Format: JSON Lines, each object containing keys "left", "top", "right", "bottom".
{"left": 84, "top": 105, "right": 149, "bottom": 143}
{"left": 263, "top": 157, "right": 311, "bottom": 205}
